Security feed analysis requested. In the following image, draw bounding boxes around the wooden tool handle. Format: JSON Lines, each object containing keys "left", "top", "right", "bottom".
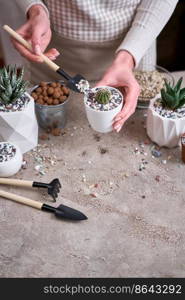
{"left": 0, "top": 189, "right": 42, "bottom": 209}
{"left": 3, "top": 25, "right": 60, "bottom": 72}
{"left": 0, "top": 178, "right": 33, "bottom": 187}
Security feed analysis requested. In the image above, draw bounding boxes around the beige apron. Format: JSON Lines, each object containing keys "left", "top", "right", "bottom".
{"left": 28, "top": 30, "right": 156, "bottom": 85}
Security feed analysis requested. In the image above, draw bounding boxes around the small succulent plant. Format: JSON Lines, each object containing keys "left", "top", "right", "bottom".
{"left": 0, "top": 65, "right": 28, "bottom": 105}
{"left": 160, "top": 77, "right": 185, "bottom": 110}
{"left": 95, "top": 88, "right": 112, "bottom": 105}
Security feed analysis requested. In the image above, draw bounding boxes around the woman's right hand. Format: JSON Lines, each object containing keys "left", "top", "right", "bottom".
{"left": 12, "top": 4, "right": 60, "bottom": 62}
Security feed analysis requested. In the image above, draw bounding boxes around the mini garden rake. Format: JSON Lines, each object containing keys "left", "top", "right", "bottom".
{"left": 0, "top": 177, "right": 61, "bottom": 202}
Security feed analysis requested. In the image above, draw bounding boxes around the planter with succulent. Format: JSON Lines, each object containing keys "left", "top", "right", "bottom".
{"left": 0, "top": 65, "right": 38, "bottom": 153}
{"left": 147, "top": 77, "right": 185, "bottom": 148}
{"left": 84, "top": 86, "right": 123, "bottom": 133}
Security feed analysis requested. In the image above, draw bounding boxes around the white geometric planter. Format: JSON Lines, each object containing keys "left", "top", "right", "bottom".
{"left": 146, "top": 98, "right": 185, "bottom": 148}
{"left": 0, "top": 93, "right": 38, "bottom": 153}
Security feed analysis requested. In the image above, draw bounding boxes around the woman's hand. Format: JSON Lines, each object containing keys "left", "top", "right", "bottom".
{"left": 11, "top": 4, "right": 59, "bottom": 62}
{"left": 96, "top": 50, "right": 140, "bottom": 132}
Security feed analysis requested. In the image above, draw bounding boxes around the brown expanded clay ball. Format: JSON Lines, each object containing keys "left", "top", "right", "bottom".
{"left": 47, "top": 87, "right": 54, "bottom": 95}
{"left": 62, "top": 86, "right": 69, "bottom": 95}
{"left": 59, "top": 95, "right": 67, "bottom": 103}
{"left": 31, "top": 92, "right": 38, "bottom": 100}
{"left": 53, "top": 99, "right": 59, "bottom": 105}
{"left": 51, "top": 128, "right": 61, "bottom": 136}
{"left": 53, "top": 91, "right": 60, "bottom": 99}
{"left": 50, "top": 82, "right": 57, "bottom": 88}
{"left": 35, "top": 87, "right": 42, "bottom": 94}
{"left": 47, "top": 98, "right": 53, "bottom": 105}
{"left": 40, "top": 81, "right": 47, "bottom": 87}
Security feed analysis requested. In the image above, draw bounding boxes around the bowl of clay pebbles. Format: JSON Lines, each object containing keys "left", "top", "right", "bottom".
{"left": 134, "top": 65, "right": 174, "bottom": 109}
{"left": 0, "top": 142, "right": 23, "bottom": 177}
{"left": 30, "top": 81, "right": 70, "bottom": 129}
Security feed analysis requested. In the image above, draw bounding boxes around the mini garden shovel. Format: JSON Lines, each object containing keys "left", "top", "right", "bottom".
{"left": 0, "top": 189, "right": 87, "bottom": 221}
{"left": 3, "top": 25, "right": 86, "bottom": 93}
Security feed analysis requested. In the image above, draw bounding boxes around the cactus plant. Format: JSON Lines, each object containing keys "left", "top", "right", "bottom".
{"left": 95, "top": 88, "right": 112, "bottom": 105}
{"left": 0, "top": 65, "right": 28, "bottom": 105}
{"left": 161, "top": 77, "right": 185, "bottom": 110}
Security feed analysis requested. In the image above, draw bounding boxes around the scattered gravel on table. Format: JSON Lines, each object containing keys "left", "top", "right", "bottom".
{"left": 153, "top": 99, "right": 185, "bottom": 119}
{"left": 99, "top": 147, "right": 108, "bottom": 154}
{"left": 155, "top": 175, "right": 160, "bottom": 182}
{"left": 161, "top": 160, "right": 167, "bottom": 164}
{"left": 0, "top": 94, "right": 30, "bottom": 112}
{"left": 139, "top": 159, "right": 148, "bottom": 171}
{"left": 29, "top": 144, "right": 58, "bottom": 176}
{"left": 85, "top": 87, "right": 122, "bottom": 111}
{"left": 93, "top": 134, "right": 101, "bottom": 142}
{"left": 151, "top": 148, "right": 162, "bottom": 158}
{"left": 0, "top": 142, "right": 16, "bottom": 162}
{"left": 21, "top": 160, "right": 27, "bottom": 169}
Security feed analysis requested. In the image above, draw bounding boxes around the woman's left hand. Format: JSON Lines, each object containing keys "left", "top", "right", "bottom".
{"left": 96, "top": 50, "right": 140, "bottom": 132}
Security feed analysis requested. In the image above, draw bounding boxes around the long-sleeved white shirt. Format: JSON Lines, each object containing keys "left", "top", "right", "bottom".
{"left": 16, "top": 0, "right": 178, "bottom": 67}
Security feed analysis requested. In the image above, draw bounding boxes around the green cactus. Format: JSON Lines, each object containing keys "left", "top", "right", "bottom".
{"left": 160, "top": 77, "right": 185, "bottom": 110}
{"left": 0, "top": 65, "right": 28, "bottom": 105}
{"left": 95, "top": 88, "right": 112, "bottom": 105}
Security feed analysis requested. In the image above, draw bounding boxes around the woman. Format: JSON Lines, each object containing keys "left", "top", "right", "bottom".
{"left": 13, "top": 0, "right": 178, "bottom": 132}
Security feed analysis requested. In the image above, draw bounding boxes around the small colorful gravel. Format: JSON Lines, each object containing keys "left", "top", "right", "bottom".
{"left": 0, "top": 142, "right": 16, "bottom": 162}
{"left": 153, "top": 98, "right": 185, "bottom": 119}
{"left": 0, "top": 94, "right": 30, "bottom": 112}
{"left": 76, "top": 79, "right": 90, "bottom": 94}
{"left": 85, "top": 87, "right": 123, "bottom": 111}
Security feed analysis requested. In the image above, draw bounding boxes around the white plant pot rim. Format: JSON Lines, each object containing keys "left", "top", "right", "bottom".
{"left": 84, "top": 86, "right": 124, "bottom": 113}
{"left": 149, "top": 96, "right": 185, "bottom": 121}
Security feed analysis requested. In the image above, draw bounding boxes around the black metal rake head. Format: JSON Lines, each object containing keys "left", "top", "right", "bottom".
{"left": 33, "top": 178, "right": 62, "bottom": 201}
{"left": 47, "top": 178, "right": 62, "bottom": 201}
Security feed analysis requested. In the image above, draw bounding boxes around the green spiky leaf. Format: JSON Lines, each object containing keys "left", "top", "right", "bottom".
{"left": 160, "top": 77, "right": 185, "bottom": 110}
{"left": 174, "top": 77, "right": 183, "bottom": 92}
{"left": 0, "top": 65, "right": 29, "bottom": 106}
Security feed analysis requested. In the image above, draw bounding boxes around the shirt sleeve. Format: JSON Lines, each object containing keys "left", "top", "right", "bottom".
{"left": 15, "top": 0, "right": 49, "bottom": 17}
{"left": 116, "top": 0, "right": 178, "bottom": 67}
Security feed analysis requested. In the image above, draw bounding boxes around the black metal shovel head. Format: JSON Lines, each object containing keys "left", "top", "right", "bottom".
{"left": 67, "top": 74, "right": 86, "bottom": 93}
{"left": 55, "top": 204, "right": 87, "bottom": 221}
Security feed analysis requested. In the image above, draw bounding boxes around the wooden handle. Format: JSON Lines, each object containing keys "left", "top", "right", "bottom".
{"left": 0, "top": 189, "right": 42, "bottom": 210}
{"left": 0, "top": 178, "right": 33, "bottom": 187}
{"left": 3, "top": 25, "right": 60, "bottom": 72}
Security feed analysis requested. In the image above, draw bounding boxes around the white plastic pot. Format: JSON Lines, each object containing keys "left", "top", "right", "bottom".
{"left": 0, "top": 142, "right": 23, "bottom": 177}
{"left": 146, "top": 97, "right": 185, "bottom": 148}
{"left": 84, "top": 86, "right": 123, "bottom": 133}
{"left": 0, "top": 93, "right": 38, "bottom": 153}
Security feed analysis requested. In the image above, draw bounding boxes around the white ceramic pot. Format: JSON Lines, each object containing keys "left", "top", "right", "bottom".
{"left": 146, "top": 98, "right": 185, "bottom": 148}
{"left": 0, "top": 142, "right": 23, "bottom": 177}
{"left": 84, "top": 86, "right": 123, "bottom": 133}
{"left": 0, "top": 93, "right": 38, "bottom": 154}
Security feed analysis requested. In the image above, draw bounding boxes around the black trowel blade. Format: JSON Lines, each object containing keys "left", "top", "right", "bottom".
{"left": 67, "top": 74, "right": 86, "bottom": 93}
{"left": 55, "top": 204, "right": 87, "bottom": 221}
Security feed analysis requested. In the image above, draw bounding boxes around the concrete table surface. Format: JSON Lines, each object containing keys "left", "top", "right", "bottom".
{"left": 0, "top": 71, "right": 185, "bottom": 278}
